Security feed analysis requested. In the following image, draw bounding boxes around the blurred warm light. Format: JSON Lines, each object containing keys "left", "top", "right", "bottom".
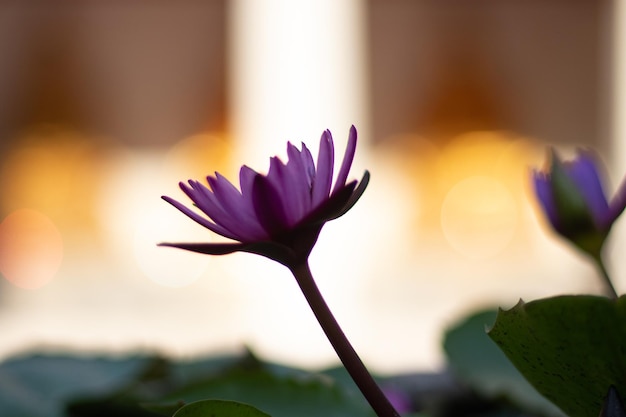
{"left": 163, "top": 132, "right": 233, "bottom": 180}
{"left": 441, "top": 175, "right": 517, "bottom": 259}
{"left": 133, "top": 205, "right": 211, "bottom": 288}
{"left": 434, "top": 131, "right": 539, "bottom": 258}
{"left": 381, "top": 130, "right": 541, "bottom": 242}
{"left": 98, "top": 149, "right": 205, "bottom": 287}
{"left": 0, "top": 208, "right": 63, "bottom": 289}
{"left": 435, "top": 131, "right": 533, "bottom": 193}
{"left": 0, "top": 127, "right": 104, "bottom": 234}
{"left": 97, "top": 131, "right": 231, "bottom": 287}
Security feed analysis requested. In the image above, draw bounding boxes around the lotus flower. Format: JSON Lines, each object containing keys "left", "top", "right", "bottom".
{"left": 160, "top": 125, "right": 369, "bottom": 268}
{"left": 160, "top": 126, "right": 400, "bottom": 417}
{"left": 532, "top": 149, "right": 626, "bottom": 257}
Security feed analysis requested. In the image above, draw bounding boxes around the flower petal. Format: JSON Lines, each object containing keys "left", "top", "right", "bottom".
{"left": 302, "top": 179, "right": 357, "bottom": 226}
{"left": 328, "top": 171, "right": 370, "bottom": 220}
{"left": 184, "top": 180, "right": 253, "bottom": 240}
{"left": 239, "top": 165, "right": 259, "bottom": 198}
{"left": 158, "top": 240, "right": 301, "bottom": 267}
{"left": 299, "top": 142, "right": 316, "bottom": 188}
{"left": 182, "top": 180, "right": 227, "bottom": 221}
{"left": 532, "top": 170, "right": 560, "bottom": 229}
{"left": 332, "top": 125, "right": 357, "bottom": 194}
{"left": 285, "top": 142, "right": 312, "bottom": 219}
{"left": 264, "top": 156, "right": 301, "bottom": 226}
{"left": 565, "top": 149, "right": 610, "bottom": 227}
{"left": 161, "top": 195, "right": 239, "bottom": 240}
{"left": 158, "top": 241, "right": 248, "bottom": 255}
{"left": 209, "top": 173, "right": 268, "bottom": 239}
{"left": 312, "top": 130, "right": 334, "bottom": 207}
{"left": 252, "top": 173, "right": 290, "bottom": 235}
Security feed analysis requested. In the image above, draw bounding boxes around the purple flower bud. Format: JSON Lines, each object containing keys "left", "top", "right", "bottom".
{"left": 532, "top": 149, "right": 626, "bottom": 256}
{"left": 160, "top": 126, "right": 369, "bottom": 268}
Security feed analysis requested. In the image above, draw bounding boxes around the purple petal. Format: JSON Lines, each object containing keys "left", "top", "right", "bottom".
{"left": 301, "top": 180, "right": 357, "bottom": 226}
{"left": 181, "top": 180, "right": 214, "bottom": 210}
{"left": 311, "top": 130, "right": 334, "bottom": 208}
{"left": 180, "top": 180, "right": 230, "bottom": 225}
{"left": 532, "top": 170, "right": 560, "bottom": 229}
{"left": 238, "top": 165, "right": 270, "bottom": 232}
{"left": 158, "top": 241, "right": 298, "bottom": 267}
{"left": 252, "top": 173, "right": 290, "bottom": 235}
{"left": 299, "top": 142, "right": 316, "bottom": 188}
{"left": 239, "top": 165, "right": 259, "bottom": 198}
{"left": 565, "top": 150, "right": 610, "bottom": 227}
{"left": 264, "top": 156, "right": 301, "bottom": 226}
{"left": 161, "top": 195, "right": 239, "bottom": 240}
{"left": 209, "top": 173, "right": 268, "bottom": 239}
{"left": 332, "top": 125, "right": 357, "bottom": 194}
{"left": 285, "top": 142, "right": 312, "bottom": 219}
{"left": 328, "top": 171, "right": 370, "bottom": 220}
{"left": 158, "top": 241, "right": 248, "bottom": 256}
{"left": 184, "top": 180, "right": 254, "bottom": 240}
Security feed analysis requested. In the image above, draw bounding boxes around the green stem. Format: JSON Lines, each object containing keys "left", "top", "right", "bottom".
{"left": 593, "top": 253, "right": 618, "bottom": 299}
{"left": 290, "top": 261, "right": 401, "bottom": 417}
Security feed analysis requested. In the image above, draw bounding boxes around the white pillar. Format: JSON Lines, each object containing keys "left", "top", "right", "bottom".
{"left": 227, "top": 0, "right": 369, "bottom": 169}
{"left": 613, "top": 0, "right": 626, "bottom": 170}
{"left": 610, "top": 0, "right": 626, "bottom": 290}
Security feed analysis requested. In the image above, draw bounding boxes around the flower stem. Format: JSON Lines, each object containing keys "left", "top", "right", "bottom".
{"left": 592, "top": 253, "right": 619, "bottom": 299}
{"left": 290, "top": 261, "right": 401, "bottom": 417}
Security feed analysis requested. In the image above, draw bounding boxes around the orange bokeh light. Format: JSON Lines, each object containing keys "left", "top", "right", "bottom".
{"left": 0, "top": 208, "right": 64, "bottom": 289}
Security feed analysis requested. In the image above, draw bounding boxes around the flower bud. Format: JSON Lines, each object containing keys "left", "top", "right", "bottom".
{"left": 533, "top": 149, "right": 626, "bottom": 257}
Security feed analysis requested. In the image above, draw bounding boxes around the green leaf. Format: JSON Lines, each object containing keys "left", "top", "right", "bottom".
{"left": 488, "top": 295, "right": 626, "bottom": 417}
{"left": 173, "top": 399, "right": 271, "bottom": 417}
{"left": 0, "top": 354, "right": 150, "bottom": 417}
{"left": 443, "top": 309, "right": 565, "bottom": 416}
{"left": 162, "top": 364, "right": 374, "bottom": 417}
{"left": 0, "top": 350, "right": 373, "bottom": 417}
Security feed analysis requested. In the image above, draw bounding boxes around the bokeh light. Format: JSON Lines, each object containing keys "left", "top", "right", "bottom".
{"left": 441, "top": 175, "right": 517, "bottom": 259}
{"left": 133, "top": 204, "right": 211, "bottom": 288}
{"left": 96, "top": 131, "right": 231, "bottom": 288}
{"left": 0, "top": 126, "right": 105, "bottom": 234}
{"left": 0, "top": 208, "right": 63, "bottom": 289}
{"left": 163, "top": 132, "right": 232, "bottom": 179}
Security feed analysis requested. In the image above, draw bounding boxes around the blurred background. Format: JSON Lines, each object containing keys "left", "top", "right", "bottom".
{"left": 0, "top": 0, "right": 623, "bottom": 374}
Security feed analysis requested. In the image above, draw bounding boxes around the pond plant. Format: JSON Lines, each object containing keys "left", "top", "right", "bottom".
{"left": 160, "top": 130, "right": 626, "bottom": 417}
{"left": 488, "top": 148, "right": 626, "bottom": 417}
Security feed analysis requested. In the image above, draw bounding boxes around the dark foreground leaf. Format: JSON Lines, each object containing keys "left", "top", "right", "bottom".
{"left": 443, "top": 309, "right": 564, "bottom": 417}
{"left": 488, "top": 295, "right": 626, "bottom": 417}
{"left": 172, "top": 399, "right": 270, "bottom": 417}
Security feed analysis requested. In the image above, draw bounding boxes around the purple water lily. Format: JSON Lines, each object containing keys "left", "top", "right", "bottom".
{"left": 533, "top": 149, "right": 626, "bottom": 297}
{"left": 532, "top": 149, "right": 626, "bottom": 251}
{"left": 160, "top": 125, "right": 369, "bottom": 268}
{"left": 160, "top": 127, "right": 401, "bottom": 417}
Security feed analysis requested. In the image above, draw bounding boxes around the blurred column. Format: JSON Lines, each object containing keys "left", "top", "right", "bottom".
{"left": 609, "top": 0, "right": 626, "bottom": 291}
{"left": 227, "top": 0, "right": 369, "bottom": 168}
{"left": 613, "top": 0, "right": 626, "bottom": 170}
